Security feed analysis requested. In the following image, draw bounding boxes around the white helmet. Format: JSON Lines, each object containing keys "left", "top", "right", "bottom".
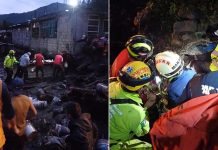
{"left": 155, "top": 51, "right": 184, "bottom": 79}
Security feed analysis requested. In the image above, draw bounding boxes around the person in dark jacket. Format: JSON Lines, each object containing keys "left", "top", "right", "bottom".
{"left": 64, "top": 102, "right": 98, "bottom": 150}
{"left": 179, "top": 71, "right": 218, "bottom": 104}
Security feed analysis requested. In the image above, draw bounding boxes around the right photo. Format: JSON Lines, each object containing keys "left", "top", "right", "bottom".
{"left": 110, "top": 0, "right": 218, "bottom": 149}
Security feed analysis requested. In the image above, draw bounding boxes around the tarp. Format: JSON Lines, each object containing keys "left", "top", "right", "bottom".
{"left": 150, "top": 93, "right": 218, "bottom": 150}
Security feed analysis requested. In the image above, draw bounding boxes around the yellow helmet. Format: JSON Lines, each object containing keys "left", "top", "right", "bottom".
{"left": 118, "top": 61, "right": 154, "bottom": 91}
{"left": 9, "top": 50, "right": 15, "bottom": 55}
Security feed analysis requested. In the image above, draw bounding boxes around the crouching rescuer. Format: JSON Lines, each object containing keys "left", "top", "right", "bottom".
{"left": 109, "top": 61, "right": 154, "bottom": 149}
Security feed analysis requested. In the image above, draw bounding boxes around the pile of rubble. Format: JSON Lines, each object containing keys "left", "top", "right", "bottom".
{"left": 23, "top": 60, "right": 108, "bottom": 149}
{"left": 0, "top": 51, "right": 108, "bottom": 149}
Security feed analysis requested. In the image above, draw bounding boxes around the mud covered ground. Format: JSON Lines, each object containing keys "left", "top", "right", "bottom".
{"left": 0, "top": 52, "right": 108, "bottom": 150}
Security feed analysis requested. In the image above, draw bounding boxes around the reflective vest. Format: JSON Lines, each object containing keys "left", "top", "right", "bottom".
{"left": 210, "top": 44, "right": 218, "bottom": 71}
{"left": 109, "top": 81, "right": 150, "bottom": 143}
{"left": 0, "top": 81, "right": 5, "bottom": 148}
{"left": 4, "top": 55, "right": 18, "bottom": 69}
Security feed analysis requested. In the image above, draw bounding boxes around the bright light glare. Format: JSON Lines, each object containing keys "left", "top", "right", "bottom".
{"left": 69, "top": 0, "right": 78, "bottom": 7}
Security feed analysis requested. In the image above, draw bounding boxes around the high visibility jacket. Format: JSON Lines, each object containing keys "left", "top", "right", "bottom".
{"left": 210, "top": 44, "right": 218, "bottom": 71}
{"left": 4, "top": 55, "right": 18, "bottom": 69}
{"left": 150, "top": 93, "right": 218, "bottom": 150}
{"left": 110, "top": 49, "right": 131, "bottom": 77}
{"left": 109, "top": 81, "right": 150, "bottom": 143}
{"left": 0, "top": 80, "right": 5, "bottom": 148}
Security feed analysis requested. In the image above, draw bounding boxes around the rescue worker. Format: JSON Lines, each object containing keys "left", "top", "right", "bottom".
{"left": 15, "top": 52, "right": 31, "bottom": 82}
{"left": 111, "top": 34, "right": 154, "bottom": 77}
{"left": 155, "top": 51, "right": 196, "bottom": 107}
{"left": 0, "top": 80, "right": 19, "bottom": 150}
{"left": 34, "top": 50, "right": 44, "bottom": 80}
{"left": 4, "top": 50, "right": 18, "bottom": 84}
{"left": 110, "top": 61, "right": 154, "bottom": 149}
{"left": 179, "top": 71, "right": 218, "bottom": 103}
{"left": 206, "top": 24, "right": 218, "bottom": 71}
{"left": 4, "top": 86, "right": 37, "bottom": 150}
{"left": 53, "top": 53, "right": 64, "bottom": 80}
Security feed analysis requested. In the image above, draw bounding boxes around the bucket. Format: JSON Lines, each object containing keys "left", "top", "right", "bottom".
{"left": 24, "top": 121, "right": 37, "bottom": 141}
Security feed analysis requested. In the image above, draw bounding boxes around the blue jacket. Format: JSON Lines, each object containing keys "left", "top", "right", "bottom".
{"left": 179, "top": 71, "right": 218, "bottom": 103}
{"left": 168, "top": 69, "right": 196, "bottom": 105}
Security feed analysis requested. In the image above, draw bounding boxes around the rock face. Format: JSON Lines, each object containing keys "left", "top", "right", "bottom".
{"left": 133, "top": 0, "right": 218, "bottom": 53}
{"left": 171, "top": 7, "right": 201, "bottom": 52}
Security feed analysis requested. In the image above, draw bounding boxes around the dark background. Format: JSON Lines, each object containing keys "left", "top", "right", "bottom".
{"left": 110, "top": 0, "right": 149, "bottom": 63}
{"left": 110, "top": 0, "right": 218, "bottom": 64}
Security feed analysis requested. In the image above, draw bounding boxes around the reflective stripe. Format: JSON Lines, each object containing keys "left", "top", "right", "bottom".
{"left": 132, "top": 43, "right": 151, "bottom": 51}
{"left": 211, "top": 50, "right": 218, "bottom": 57}
{"left": 110, "top": 139, "right": 152, "bottom": 150}
{"left": 127, "top": 46, "right": 138, "bottom": 57}
{"left": 127, "top": 43, "right": 151, "bottom": 58}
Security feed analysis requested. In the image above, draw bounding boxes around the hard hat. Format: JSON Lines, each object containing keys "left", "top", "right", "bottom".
{"left": 125, "top": 35, "right": 154, "bottom": 61}
{"left": 155, "top": 51, "right": 184, "bottom": 79}
{"left": 9, "top": 50, "right": 15, "bottom": 55}
{"left": 118, "top": 61, "right": 154, "bottom": 91}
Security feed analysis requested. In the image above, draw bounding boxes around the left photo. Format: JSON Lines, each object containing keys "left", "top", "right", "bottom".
{"left": 0, "top": 0, "right": 108, "bottom": 149}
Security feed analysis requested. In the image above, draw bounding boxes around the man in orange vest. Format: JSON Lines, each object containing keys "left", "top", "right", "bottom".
{"left": 0, "top": 80, "right": 19, "bottom": 150}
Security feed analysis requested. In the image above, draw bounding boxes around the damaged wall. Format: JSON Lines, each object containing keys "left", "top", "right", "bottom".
{"left": 10, "top": 7, "right": 107, "bottom": 55}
